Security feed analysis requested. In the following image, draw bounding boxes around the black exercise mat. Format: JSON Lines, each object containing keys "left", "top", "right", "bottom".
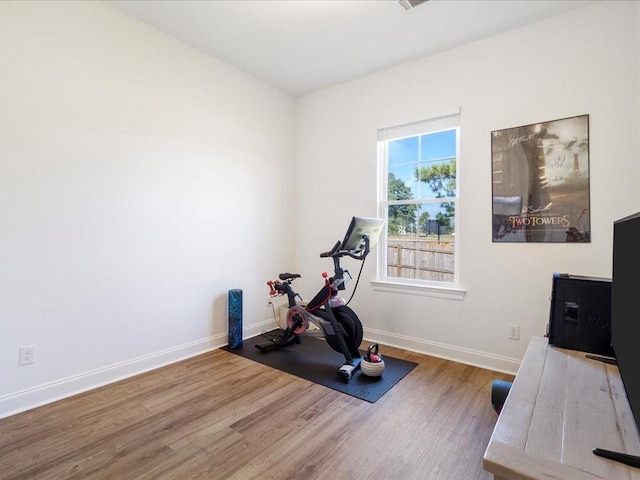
{"left": 222, "top": 330, "right": 418, "bottom": 403}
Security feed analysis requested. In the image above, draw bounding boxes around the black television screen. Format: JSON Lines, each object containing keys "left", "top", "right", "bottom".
{"left": 612, "top": 212, "right": 640, "bottom": 439}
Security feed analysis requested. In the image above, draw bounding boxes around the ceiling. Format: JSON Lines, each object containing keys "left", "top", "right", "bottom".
{"left": 107, "top": 0, "right": 597, "bottom": 97}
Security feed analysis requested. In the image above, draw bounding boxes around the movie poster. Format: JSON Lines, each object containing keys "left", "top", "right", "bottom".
{"left": 491, "top": 114, "right": 590, "bottom": 243}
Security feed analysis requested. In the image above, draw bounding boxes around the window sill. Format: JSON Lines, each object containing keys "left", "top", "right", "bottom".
{"left": 371, "top": 280, "right": 466, "bottom": 301}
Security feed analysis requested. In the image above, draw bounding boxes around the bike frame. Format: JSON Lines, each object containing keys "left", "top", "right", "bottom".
{"left": 256, "top": 235, "right": 372, "bottom": 378}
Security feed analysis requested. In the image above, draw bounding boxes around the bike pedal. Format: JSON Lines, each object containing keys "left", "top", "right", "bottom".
{"left": 337, "top": 363, "right": 357, "bottom": 380}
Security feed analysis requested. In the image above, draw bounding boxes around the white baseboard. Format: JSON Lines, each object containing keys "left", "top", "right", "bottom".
{"left": 1, "top": 320, "right": 514, "bottom": 419}
{"left": 0, "top": 319, "right": 278, "bottom": 419}
{"left": 362, "top": 327, "right": 521, "bottom": 376}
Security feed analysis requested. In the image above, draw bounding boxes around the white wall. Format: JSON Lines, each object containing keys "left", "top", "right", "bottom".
{"left": 295, "top": 1, "right": 640, "bottom": 374}
{"left": 0, "top": 1, "right": 295, "bottom": 417}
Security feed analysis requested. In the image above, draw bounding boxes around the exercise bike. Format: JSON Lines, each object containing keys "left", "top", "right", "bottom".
{"left": 255, "top": 216, "right": 384, "bottom": 380}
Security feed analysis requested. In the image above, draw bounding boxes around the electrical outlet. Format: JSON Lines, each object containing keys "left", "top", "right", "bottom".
{"left": 508, "top": 325, "right": 520, "bottom": 341}
{"left": 19, "top": 345, "right": 35, "bottom": 365}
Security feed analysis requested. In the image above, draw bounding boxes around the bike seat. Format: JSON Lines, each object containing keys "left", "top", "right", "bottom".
{"left": 279, "top": 272, "right": 301, "bottom": 281}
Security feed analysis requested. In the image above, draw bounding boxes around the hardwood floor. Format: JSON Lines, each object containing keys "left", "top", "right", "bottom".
{"left": 0, "top": 344, "right": 514, "bottom": 480}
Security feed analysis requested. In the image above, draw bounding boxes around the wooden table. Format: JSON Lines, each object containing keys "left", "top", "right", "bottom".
{"left": 483, "top": 336, "right": 640, "bottom": 480}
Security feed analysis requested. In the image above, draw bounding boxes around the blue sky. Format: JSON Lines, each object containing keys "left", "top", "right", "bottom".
{"left": 387, "top": 128, "right": 457, "bottom": 231}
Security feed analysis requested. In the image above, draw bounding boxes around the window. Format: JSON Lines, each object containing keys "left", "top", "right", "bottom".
{"left": 376, "top": 112, "right": 461, "bottom": 296}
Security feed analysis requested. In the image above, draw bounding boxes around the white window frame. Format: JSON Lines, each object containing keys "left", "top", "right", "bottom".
{"left": 373, "top": 112, "right": 465, "bottom": 300}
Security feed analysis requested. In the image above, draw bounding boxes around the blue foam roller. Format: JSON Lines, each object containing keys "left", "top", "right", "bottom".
{"left": 228, "top": 289, "right": 243, "bottom": 349}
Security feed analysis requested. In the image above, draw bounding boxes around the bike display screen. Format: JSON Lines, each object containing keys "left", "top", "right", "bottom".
{"left": 340, "top": 216, "right": 384, "bottom": 253}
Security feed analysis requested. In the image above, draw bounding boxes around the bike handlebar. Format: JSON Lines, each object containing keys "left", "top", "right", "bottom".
{"left": 320, "top": 240, "right": 342, "bottom": 258}
{"left": 319, "top": 235, "right": 371, "bottom": 261}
